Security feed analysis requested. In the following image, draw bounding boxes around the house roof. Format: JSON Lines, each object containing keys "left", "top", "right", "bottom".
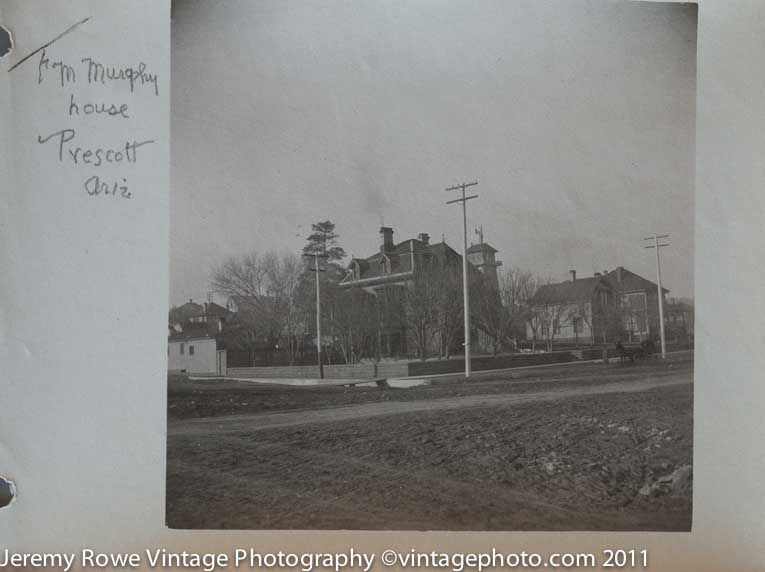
{"left": 174, "top": 300, "right": 204, "bottom": 319}
{"left": 428, "top": 241, "right": 462, "bottom": 263}
{"left": 666, "top": 300, "right": 694, "bottom": 313}
{"left": 173, "top": 300, "right": 227, "bottom": 320}
{"left": 169, "top": 326, "right": 226, "bottom": 350}
{"left": 531, "top": 277, "right": 606, "bottom": 304}
{"left": 349, "top": 258, "right": 369, "bottom": 272}
{"left": 531, "top": 267, "right": 671, "bottom": 305}
{"left": 467, "top": 243, "right": 498, "bottom": 254}
{"left": 201, "top": 301, "right": 228, "bottom": 316}
{"left": 343, "top": 238, "right": 464, "bottom": 285}
{"left": 603, "top": 267, "right": 669, "bottom": 294}
{"left": 168, "top": 326, "right": 220, "bottom": 342}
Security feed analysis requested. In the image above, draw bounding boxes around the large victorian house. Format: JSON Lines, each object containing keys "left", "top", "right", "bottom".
{"left": 340, "top": 226, "right": 501, "bottom": 356}
{"left": 341, "top": 226, "right": 500, "bottom": 292}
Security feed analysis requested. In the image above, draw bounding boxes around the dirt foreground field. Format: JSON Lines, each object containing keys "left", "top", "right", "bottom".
{"left": 166, "top": 358, "right": 693, "bottom": 531}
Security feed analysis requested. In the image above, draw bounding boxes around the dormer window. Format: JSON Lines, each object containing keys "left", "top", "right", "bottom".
{"left": 378, "top": 255, "right": 391, "bottom": 274}
{"left": 348, "top": 260, "right": 362, "bottom": 280}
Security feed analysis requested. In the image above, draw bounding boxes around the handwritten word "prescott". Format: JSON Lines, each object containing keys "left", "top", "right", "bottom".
{"left": 38, "top": 128, "right": 154, "bottom": 167}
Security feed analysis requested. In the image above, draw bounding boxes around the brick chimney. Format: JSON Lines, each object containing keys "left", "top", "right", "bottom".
{"left": 418, "top": 232, "right": 430, "bottom": 245}
{"left": 379, "top": 227, "right": 394, "bottom": 253}
{"left": 570, "top": 269, "right": 576, "bottom": 282}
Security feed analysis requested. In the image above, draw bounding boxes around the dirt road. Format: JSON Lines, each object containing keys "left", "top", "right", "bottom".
{"left": 170, "top": 370, "right": 689, "bottom": 436}
{"left": 166, "top": 360, "right": 693, "bottom": 531}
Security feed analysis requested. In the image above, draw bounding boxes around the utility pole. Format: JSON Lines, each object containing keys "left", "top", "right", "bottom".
{"left": 304, "top": 252, "right": 328, "bottom": 378}
{"left": 446, "top": 180, "right": 479, "bottom": 378}
{"left": 644, "top": 234, "right": 669, "bottom": 359}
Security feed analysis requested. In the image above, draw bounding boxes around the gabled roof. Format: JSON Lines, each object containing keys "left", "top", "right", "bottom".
{"left": 531, "top": 277, "right": 607, "bottom": 305}
{"left": 168, "top": 324, "right": 221, "bottom": 341}
{"left": 174, "top": 300, "right": 204, "bottom": 318}
{"left": 348, "top": 258, "right": 369, "bottom": 272}
{"left": 427, "top": 241, "right": 462, "bottom": 263}
{"left": 603, "top": 267, "right": 669, "bottom": 294}
{"left": 202, "top": 301, "right": 228, "bottom": 317}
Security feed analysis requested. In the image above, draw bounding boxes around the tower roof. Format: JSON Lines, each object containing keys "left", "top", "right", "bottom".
{"left": 466, "top": 242, "right": 498, "bottom": 254}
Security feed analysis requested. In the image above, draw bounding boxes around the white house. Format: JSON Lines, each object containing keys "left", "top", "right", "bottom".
{"left": 168, "top": 330, "right": 226, "bottom": 375}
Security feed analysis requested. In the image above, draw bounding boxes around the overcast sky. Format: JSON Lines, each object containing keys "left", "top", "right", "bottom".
{"left": 171, "top": 0, "right": 696, "bottom": 306}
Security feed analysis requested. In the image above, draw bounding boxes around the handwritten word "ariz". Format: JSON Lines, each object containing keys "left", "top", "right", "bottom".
{"left": 85, "top": 176, "right": 132, "bottom": 199}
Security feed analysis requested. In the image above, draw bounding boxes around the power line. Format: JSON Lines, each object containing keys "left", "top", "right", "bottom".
{"left": 644, "top": 234, "right": 670, "bottom": 358}
{"left": 446, "top": 180, "right": 479, "bottom": 378}
{"left": 303, "top": 252, "right": 329, "bottom": 379}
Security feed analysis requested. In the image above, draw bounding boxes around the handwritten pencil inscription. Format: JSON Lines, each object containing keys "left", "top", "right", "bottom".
{"left": 32, "top": 47, "right": 159, "bottom": 200}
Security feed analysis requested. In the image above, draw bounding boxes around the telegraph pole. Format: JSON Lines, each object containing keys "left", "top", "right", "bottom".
{"left": 304, "top": 252, "right": 328, "bottom": 378}
{"left": 644, "top": 234, "right": 669, "bottom": 358}
{"left": 446, "top": 180, "right": 479, "bottom": 378}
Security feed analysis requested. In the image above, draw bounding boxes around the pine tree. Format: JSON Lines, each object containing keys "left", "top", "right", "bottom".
{"left": 302, "top": 220, "right": 346, "bottom": 263}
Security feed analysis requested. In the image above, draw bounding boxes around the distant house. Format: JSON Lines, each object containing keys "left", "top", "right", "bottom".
{"left": 168, "top": 299, "right": 228, "bottom": 375}
{"left": 527, "top": 266, "right": 669, "bottom": 346}
{"left": 602, "top": 266, "right": 669, "bottom": 341}
{"left": 168, "top": 326, "right": 226, "bottom": 375}
{"left": 225, "top": 295, "right": 246, "bottom": 314}
{"left": 188, "top": 301, "right": 228, "bottom": 328}
{"left": 169, "top": 299, "right": 204, "bottom": 324}
{"left": 665, "top": 298, "right": 694, "bottom": 344}
{"left": 526, "top": 270, "right": 614, "bottom": 346}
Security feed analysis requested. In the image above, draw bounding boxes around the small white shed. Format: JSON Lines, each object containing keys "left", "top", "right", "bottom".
{"left": 168, "top": 332, "right": 226, "bottom": 375}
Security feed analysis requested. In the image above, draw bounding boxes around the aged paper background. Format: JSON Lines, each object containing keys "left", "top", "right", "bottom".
{"left": 1, "top": 0, "right": 764, "bottom": 570}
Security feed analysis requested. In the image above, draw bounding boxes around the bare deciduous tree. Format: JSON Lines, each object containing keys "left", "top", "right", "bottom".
{"left": 432, "top": 265, "right": 464, "bottom": 359}
{"left": 328, "top": 288, "right": 378, "bottom": 364}
{"left": 211, "top": 251, "right": 306, "bottom": 365}
{"left": 526, "top": 276, "right": 570, "bottom": 352}
{"left": 404, "top": 270, "right": 440, "bottom": 360}
{"left": 475, "top": 267, "right": 535, "bottom": 355}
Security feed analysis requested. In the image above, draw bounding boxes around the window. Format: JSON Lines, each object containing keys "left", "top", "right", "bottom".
{"left": 180, "top": 343, "right": 185, "bottom": 355}
{"left": 621, "top": 292, "right": 648, "bottom": 333}
{"left": 189, "top": 345, "right": 195, "bottom": 356}
{"left": 621, "top": 292, "right": 647, "bottom": 310}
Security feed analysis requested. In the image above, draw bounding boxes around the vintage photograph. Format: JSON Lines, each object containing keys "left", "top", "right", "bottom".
{"left": 167, "top": 0, "right": 696, "bottom": 530}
